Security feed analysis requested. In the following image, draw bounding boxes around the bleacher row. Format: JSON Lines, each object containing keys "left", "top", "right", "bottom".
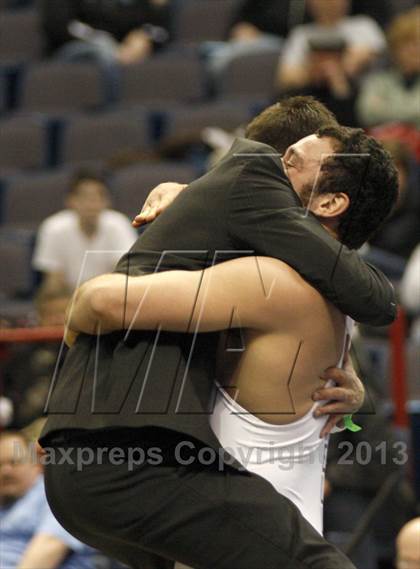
{"left": 0, "top": 1, "right": 282, "bottom": 307}
{"left": 0, "top": 49, "right": 283, "bottom": 112}
{"left": 0, "top": 51, "right": 279, "bottom": 182}
{"left": 0, "top": 101, "right": 257, "bottom": 171}
{"left": 0, "top": 162, "right": 198, "bottom": 299}
{"left": 0, "top": 1, "right": 282, "bottom": 190}
{"left": 0, "top": 0, "right": 243, "bottom": 57}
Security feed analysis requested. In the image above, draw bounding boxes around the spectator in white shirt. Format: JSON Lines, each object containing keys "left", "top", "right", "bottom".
{"left": 277, "top": 0, "right": 386, "bottom": 91}
{"left": 356, "top": 7, "right": 420, "bottom": 128}
{"left": 32, "top": 168, "right": 137, "bottom": 291}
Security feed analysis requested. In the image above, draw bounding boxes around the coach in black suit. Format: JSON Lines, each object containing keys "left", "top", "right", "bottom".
{"left": 41, "top": 99, "right": 397, "bottom": 569}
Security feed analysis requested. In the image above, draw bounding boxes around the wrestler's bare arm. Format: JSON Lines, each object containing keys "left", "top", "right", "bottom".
{"left": 66, "top": 258, "right": 365, "bottom": 432}
{"left": 67, "top": 256, "right": 305, "bottom": 336}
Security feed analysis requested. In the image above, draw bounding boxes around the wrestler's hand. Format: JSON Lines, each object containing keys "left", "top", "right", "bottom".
{"left": 312, "top": 353, "right": 365, "bottom": 438}
{"left": 132, "top": 182, "right": 188, "bottom": 227}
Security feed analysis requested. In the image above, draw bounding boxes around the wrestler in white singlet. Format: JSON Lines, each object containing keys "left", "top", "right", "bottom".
{"left": 210, "top": 317, "right": 354, "bottom": 535}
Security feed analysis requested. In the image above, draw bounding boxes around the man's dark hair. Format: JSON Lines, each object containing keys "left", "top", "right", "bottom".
{"left": 69, "top": 167, "right": 109, "bottom": 194}
{"left": 316, "top": 126, "right": 399, "bottom": 250}
{"left": 245, "top": 96, "right": 338, "bottom": 155}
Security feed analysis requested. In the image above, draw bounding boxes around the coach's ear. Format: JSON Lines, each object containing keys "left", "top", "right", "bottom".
{"left": 311, "top": 192, "right": 350, "bottom": 220}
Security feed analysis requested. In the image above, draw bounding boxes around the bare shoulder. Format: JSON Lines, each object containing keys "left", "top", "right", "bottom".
{"left": 209, "top": 255, "right": 334, "bottom": 313}
{"left": 209, "top": 256, "right": 343, "bottom": 332}
{"left": 212, "top": 256, "right": 309, "bottom": 294}
{"left": 254, "top": 256, "right": 317, "bottom": 291}
{"left": 254, "top": 256, "right": 334, "bottom": 312}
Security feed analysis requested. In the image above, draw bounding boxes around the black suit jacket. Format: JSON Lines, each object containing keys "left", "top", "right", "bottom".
{"left": 40, "top": 139, "right": 396, "bottom": 448}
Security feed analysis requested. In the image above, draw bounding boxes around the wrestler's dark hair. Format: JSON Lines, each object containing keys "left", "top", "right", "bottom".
{"left": 69, "top": 166, "right": 110, "bottom": 194}
{"left": 245, "top": 96, "right": 338, "bottom": 155}
{"left": 315, "top": 126, "right": 399, "bottom": 250}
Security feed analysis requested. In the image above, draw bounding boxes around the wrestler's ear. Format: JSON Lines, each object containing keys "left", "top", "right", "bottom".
{"left": 311, "top": 192, "right": 350, "bottom": 219}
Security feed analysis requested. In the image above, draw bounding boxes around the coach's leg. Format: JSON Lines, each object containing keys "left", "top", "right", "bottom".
{"left": 139, "top": 464, "right": 357, "bottom": 569}
{"left": 44, "top": 459, "right": 174, "bottom": 569}
{"left": 45, "top": 456, "right": 355, "bottom": 569}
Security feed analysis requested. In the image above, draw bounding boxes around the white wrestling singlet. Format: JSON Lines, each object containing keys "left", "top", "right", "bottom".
{"left": 210, "top": 317, "right": 354, "bottom": 535}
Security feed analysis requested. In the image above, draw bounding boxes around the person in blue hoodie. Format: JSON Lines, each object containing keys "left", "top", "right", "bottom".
{"left": 0, "top": 430, "right": 95, "bottom": 569}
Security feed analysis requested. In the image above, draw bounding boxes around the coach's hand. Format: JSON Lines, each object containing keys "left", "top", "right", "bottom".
{"left": 312, "top": 353, "right": 365, "bottom": 437}
{"left": 132, "top": 182, "right": 188, "bottom": 227}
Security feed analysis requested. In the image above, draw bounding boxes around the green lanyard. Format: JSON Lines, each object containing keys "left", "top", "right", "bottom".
{"left": 343, "top": 414, "right": 362, "bottom": 432}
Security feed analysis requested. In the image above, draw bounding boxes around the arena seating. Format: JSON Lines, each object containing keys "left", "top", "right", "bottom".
{"left": 1, "top": 168, "right": 72, "bottom": 229}
{"left": 119, "top": 52, "right": 206, "bottom": 106}
{"left": 18, "top": 62, "right": 108, "bottom": 112}
{"left": 112, "top": 161, "right": 197, "bottom": 218}
{"left": 59, "top": 109, "right": 153, "bottom": 167}
{"left": 0, "top": 8, "right": 42, "bottom": 64}
{"left": 0, "top": 114, "right": 49, "bottom": 170}
{"left": 174, "top": 0, "right": 241, "bottom": 43}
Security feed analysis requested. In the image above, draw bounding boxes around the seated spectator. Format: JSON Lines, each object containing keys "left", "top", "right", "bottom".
{"left": 229, "top": 0, "right": 302, "bottom": 43}
{"left": 356, "top": 7, "right": 420, "bottom": 128}
{"left": 32, "top": 168, "right": 137, "bottom": 291}
{"left": 278, "top": 35, "right": 360, "bottom": 125}
{"left": 277, "top": 0, "right": 386, "bottom": 91}
{"left": 40, "top": 0, "right": 172, "bottom": 64}
{"left": 396, "top": 518, "right": 420, "bottom": 569}
{"left": 368, "top": 140, "right": 420, "bottom": 260}
{"left": 203, "top": 0, "right": 293, "bottom": 85}
{"left": 2, "top": 283, "right": 71, "bottom": 429}
{"left": 0, "top": 430, "right": 95, "bottom": 569}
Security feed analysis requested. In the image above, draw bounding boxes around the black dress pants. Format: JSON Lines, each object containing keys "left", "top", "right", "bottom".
{"left": 43, "top": 432, "right": 356, "bottom": 569}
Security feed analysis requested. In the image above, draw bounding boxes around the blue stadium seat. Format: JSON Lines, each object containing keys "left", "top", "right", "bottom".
{"left": 120, "top": 53, "right": 205, "bottom": 106}
{"left": 159, "top": 101, "right": 252, "bottom": 145}
{"left": 111, "top": 161, "right": 197, "bottom": 218}
{"left": 0, "top": 115, "right": 49, "bottom": 170}
{"left": 174, "top": 0, "right": 241, "bottom": 43}
{"left": 218, "top": 49, "right": 282, "bottom": 100}
{"left": 60, "top": 110, "right": 153, "bottom": 167}
{"left": 0, "top": 228, "right": 34, "bottom": 298}
{"left": 19, "top": 62, "right": 108, "bottom": 113}
{"left": 0, "top": 8, "right": 42, "bottom": 64}
{"left": 1, "top": 169, "right": 72, "bottom": 229}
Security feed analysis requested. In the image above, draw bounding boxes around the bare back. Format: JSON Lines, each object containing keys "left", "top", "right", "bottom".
{"left": 215, "top": 259, "right": 346, "bottom": 425}
{"left": 98, "top": 253, "right": 347, "bottom": 426}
